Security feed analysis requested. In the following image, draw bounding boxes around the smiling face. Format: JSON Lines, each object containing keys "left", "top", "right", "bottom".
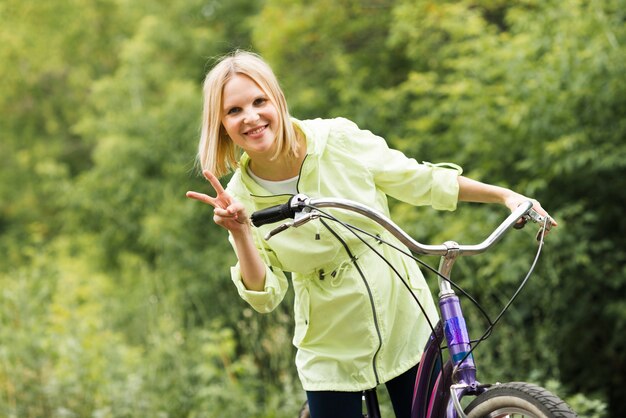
{"left": 221, "top": 74, "right": 280, "bottom": 160}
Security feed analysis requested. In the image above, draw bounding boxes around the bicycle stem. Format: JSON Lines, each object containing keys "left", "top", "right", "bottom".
{"left": 437, "top": 241, "right": 460, "bottom": 297}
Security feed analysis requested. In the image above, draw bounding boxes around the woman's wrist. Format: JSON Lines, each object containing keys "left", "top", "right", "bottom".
{"left": 229, "top": 219, "right": 253, "bottom": 237}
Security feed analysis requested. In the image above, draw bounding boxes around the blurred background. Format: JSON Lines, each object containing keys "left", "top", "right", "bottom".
{"left": 1, "top": 0, "right": 624, "bottom": 417}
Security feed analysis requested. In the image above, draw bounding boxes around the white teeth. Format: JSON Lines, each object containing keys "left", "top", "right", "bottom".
{"left": 248, "top": 126, "right": 265, "bottom": 135}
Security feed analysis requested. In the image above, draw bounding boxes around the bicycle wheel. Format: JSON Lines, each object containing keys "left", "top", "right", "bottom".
{"left": 464, "top": 382, "right": 577, "bottom": 418}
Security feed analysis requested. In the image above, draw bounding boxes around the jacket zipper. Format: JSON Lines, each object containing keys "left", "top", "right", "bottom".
{"left": 320, "top": 218, "right": 382, "bottom": 385}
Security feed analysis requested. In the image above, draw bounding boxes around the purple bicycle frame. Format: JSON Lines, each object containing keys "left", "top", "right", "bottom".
{"left": 410, "top": 243, "right": 488, "bottom": 418}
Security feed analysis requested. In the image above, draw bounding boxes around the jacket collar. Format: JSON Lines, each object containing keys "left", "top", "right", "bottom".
{"left": 296, "top": 117, "right": 329, "bottom": 158}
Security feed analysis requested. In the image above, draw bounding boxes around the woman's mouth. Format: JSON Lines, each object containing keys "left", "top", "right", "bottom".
{"left": 245, "top": 125, "right": 268, "bottom": 136}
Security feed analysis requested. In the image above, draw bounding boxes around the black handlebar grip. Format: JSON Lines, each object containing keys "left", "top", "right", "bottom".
{"left": 250, "top": 201, "right": 295, "bottom": 227}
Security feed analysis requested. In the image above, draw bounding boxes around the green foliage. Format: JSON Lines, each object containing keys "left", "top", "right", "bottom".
{"left": 1, "top": 0, "right": 624, "bottom": 416}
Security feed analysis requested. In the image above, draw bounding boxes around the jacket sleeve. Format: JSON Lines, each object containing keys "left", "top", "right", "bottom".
{"left": 336, "top": 118, "right": 462, "bottom": 210}
{"left": 228, "top": 231, "right": 289, "bottom": 314}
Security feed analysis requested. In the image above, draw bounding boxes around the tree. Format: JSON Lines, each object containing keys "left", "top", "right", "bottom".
{"left": 1, "top": 0, "right": 623, "bottom": 415}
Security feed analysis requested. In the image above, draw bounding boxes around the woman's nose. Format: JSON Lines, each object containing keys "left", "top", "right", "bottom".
{"left": 243, "top": 108, "right": 260, "bottom": 124}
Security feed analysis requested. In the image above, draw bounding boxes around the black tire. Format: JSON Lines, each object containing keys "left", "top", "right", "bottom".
{"left": 464, "top": 382, "right": 577, "bottom": 418}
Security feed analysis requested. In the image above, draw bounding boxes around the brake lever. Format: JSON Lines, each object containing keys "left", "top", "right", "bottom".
{"left": 514, "top": 208, "right": 552, "bottom": 241}
{"left": 263, "top": 210, "right": 321, "bottom": 240}
{"left": 264, "top": 222, "right": 292, "bottom": 240}
{"left": 535, "top": 218, "right": 553, "bottom": 242}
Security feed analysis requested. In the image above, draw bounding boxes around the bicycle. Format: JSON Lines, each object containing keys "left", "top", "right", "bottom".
{"left": 251, "top": 193, "right": 578, "bottom": 418}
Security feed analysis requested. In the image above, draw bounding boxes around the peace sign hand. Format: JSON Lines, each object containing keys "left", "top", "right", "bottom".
{"left": 186, "top": 170, "right": 251, "bottom": 233}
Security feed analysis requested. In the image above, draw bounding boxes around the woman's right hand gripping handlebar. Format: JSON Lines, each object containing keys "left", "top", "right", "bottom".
{"left": 186, "top": 170, "right": 266, "bottom": 291}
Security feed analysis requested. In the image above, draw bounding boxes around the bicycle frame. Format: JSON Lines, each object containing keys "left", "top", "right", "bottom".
{"left": 409, "top": 244, "right": 487, "bottom": 418}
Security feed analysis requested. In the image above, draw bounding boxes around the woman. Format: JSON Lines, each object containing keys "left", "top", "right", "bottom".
{"left": 186, "top": 50, "right": 557, "bottom": 418}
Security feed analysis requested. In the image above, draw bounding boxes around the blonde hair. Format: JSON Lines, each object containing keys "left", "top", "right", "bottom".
{"left": 198, "top": 50, "right": 300, "bottom": 178}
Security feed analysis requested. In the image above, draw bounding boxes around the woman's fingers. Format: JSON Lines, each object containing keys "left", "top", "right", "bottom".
{"left": 186, "top": 170, "right": 234, "bottom": 208}
{"left": 508, "top": 196, "right": 558, "bottom": 238}
{"left": 213, "top": 204, "right": 250, "bottom": 230}
{"left": 215, "top": 201, "right": 248, "bottom": 221}
{"left": 527, "top": 202, "right": 558, "bottom": 239}
{"left": 186, "top": 191, "right": 217, "bottom": 206}
{"left": 187, "top": 171, "right": 249, "bottom": 231}
{"left": 203, "top": 170, "right": 226, "bottom": 195}
{"left": 531, "top": 201, "right": 558, "bottom": 228}
{"left": 228, "top": 201, "right": 249, "bottom": 221}
{"left": 214, "top": 207, "right": 240, "bottom": 220}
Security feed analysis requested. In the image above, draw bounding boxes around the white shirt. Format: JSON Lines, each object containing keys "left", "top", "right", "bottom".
{"left": 247, "top": 167, "right": 299, "bottom": 195}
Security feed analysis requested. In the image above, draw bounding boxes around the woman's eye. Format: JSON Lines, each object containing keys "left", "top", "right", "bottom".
{"left": 227, "top": 107, "right": 241, "bottom": 115}
{"left": 253, "top": 98, "right": 267, "bottom": 106}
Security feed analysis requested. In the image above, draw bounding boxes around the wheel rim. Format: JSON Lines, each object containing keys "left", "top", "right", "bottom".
{"left": 481, "top": 407, "right": 541, "bottom": 418}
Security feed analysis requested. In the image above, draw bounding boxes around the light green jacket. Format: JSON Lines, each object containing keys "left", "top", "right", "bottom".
{"left": 226, "top": 117, "right": 462, "bottom": 391}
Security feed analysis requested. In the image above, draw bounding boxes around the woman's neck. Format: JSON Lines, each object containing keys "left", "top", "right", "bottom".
{"left": 248, "top": 128, "right": 306, "bottom": 181}
{"left": 249, "top": 150, "right": 305, "bottom": 181}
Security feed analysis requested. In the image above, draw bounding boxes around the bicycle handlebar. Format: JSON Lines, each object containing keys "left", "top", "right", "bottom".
{"left": 250, "top": 200, "right": 297, "bottom": 226}
{"left": 251, "top": 194, "right": 549, "bottom": 256}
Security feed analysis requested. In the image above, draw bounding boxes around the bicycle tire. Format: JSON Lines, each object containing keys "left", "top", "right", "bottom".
{"left": 464, "top": 382, "right": 577, "bottom": 418}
